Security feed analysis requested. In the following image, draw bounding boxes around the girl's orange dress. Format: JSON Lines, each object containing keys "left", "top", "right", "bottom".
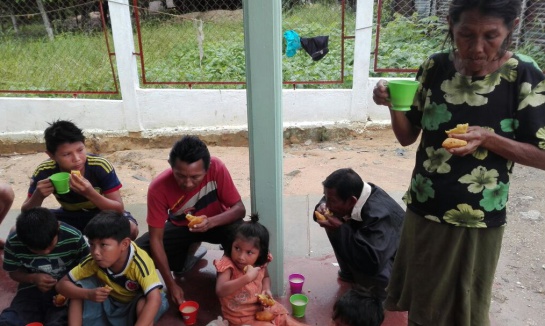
{"left": 213, "top": 254, "right": 307, "bottom": 326}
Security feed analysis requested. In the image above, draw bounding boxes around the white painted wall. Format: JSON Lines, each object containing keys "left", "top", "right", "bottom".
{"left": 0, "top": 0, "right": 396, "bottom": 143}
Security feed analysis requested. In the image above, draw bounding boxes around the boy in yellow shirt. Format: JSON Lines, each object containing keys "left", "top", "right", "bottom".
{"left": 56, "top": 211, "right": 168, "bottom": 325}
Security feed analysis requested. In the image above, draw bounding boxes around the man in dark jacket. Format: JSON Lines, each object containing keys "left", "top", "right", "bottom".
{"left": 314, "top": 168, "right": 404, "bottom": 300}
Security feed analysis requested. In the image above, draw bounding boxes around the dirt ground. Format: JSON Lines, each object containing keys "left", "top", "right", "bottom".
{"left": 1, "top": 128, "right": 544, "bottom": 325}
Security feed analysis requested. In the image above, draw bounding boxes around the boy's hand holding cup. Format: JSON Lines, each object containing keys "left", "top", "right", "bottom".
{"left": 35, "top": 179, "right": 55, "bottom": 198}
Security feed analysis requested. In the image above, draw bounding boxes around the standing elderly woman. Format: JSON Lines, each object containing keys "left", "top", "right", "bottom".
{"left": 373, "top": 0, "right": 545, "bottom": 325}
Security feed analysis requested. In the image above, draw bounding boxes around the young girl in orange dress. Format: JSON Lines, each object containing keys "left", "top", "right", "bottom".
{"left": 214, "top": 213, "right": 307, "bottom": 326}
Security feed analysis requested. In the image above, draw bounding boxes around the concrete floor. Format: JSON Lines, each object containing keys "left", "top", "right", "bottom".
{"left": 0, "top": 248, "right": 407, "bottom": 325}
{"left": 0, "top": 196, "right": 409, "bottom": 325}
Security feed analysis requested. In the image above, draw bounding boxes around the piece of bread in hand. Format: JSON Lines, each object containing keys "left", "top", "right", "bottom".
{"left": 54, "top": 294, "right": 67, "bottom": 306}
{"left": 442, "top": 138, "right": 468, "bottom": 149}
{"left": 185, "top": 214, "right": 205, "bottom": 228}
{"left": 445, "top": 123, "right": 468, "bottom": 135}
{"left": 256, "top": 293, "right": 276, "bottom": 307}
{"left": 71, "top": 170, "right": 81, "bottom": 177}
{"left": 314, "top": 208, "right": 332, "bottom": 221}
{"left": 314, "top": 210, "right": 328, "bottom": 221}
{"left": 255, "top": 310, "right": 275, "bottom": 321}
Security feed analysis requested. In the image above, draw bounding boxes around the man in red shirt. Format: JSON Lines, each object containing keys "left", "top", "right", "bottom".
{"left": 136, "top": 135, "right": 246, "bottom": 305}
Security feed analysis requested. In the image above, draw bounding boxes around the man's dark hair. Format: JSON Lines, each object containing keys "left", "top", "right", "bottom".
{"left": 16, "top": 207, "right": 59, "bottom": 251}
{"left": 446, "top": 0, "right": 522, "bottom": 56}
{"left": 84, "top": 211, "right": 130, "bottom": 242}
{"left": 332, "top": 287, "right": 385, "bottom": 326}
{"left": 322, "top": 168, "right": 363, "bottom": 201}
{"left": 224, "top": 213, "right": 269, "bottom": 266}
{"left": 168, "top": 135, "right": 211, "bottom": 170}
{"left": 44, "top": 120, "right": 86, "bottom": 154}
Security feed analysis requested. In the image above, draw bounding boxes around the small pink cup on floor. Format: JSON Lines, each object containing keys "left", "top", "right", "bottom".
{"left": 289, "top": 273, "right": 305, "bottom": 294}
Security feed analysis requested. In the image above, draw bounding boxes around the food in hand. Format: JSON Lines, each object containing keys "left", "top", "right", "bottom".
{"left": 314, "top": 208, "right": 332, "bottom": 221}
{"left": 442, "top": 138, "right": 468, "bottom": 149}
{"left": 314, "top": 210, "right": 327, "bottom": 221}
{"left": 255, "top": 310, "right": 275, "bottom": 321}
{"left": 445, "top": 123, "right": 468, "bottom": 134}
{"left": 243, "top": 265, "right": 250, "bottom": 274}
{"left": 70, "top": 170, "right": 81, "bottom": 177}
{"left": 256, "top": 293, "right": 276, "bottom": 307}
{"left": 103, "top": 284, "right": 113, "bottom": 291}
{"left": 186, "top": 214, "right": 205, "bottom": 228}
{"left": 54, "top": 293, "right": 66, "bottom": 305}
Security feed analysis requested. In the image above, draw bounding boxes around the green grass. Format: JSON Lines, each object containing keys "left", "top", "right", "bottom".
{"left": 0, "top": 32, "right": 118, "bottom": 98}
{"left": 0, "top": 3, "right": 543, "bottom": 98}
{"left": 0, "top": 3, "right": 356, "bottom": 96}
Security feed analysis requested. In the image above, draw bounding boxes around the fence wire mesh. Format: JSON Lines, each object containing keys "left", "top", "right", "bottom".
{"left": 0, "top": 0, "right": 353, "bottom": 96}
{"left": 0, "top": 0, "right": 117, "bottom": 97}
{"left": 373, "top": 0, "right": 545, "bottom": 75}
{"left": 133, "top": 0, "right": 354, "bottom": 89}
{"left": 2, "top": 0, "right": 543, "bottom": 97}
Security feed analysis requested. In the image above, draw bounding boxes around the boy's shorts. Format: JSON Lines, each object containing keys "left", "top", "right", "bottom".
{"left": 76, "top": 277, "right": 169, "bottom": 326}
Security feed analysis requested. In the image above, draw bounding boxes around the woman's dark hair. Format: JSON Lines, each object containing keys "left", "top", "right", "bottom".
{"left": 44, "top": 120, "right": 86, "bottom": 154}
{"left": 332, "top": 286, "right": 385, "bottom": 326}
{"left": 224, "top": 213, "right": 270, "bottom": 266}
{"left": 16, "top": 207, "right": 59, "bottom": 251}
{"left": 322, "top": 168, "right": 363, "bottom": 201}
{"left": 445, "top": 0, "right": 522, "bottom": 56}
{"left": 84, "top": 210, "right": 130, "bottom": 242}
{"left": 168, "top": 135, "right": 211, "bottom": 170}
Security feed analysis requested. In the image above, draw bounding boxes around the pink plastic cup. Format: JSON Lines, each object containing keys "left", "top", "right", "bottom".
{"left": 289, "top": 273, "right": 305, "bottom": 294}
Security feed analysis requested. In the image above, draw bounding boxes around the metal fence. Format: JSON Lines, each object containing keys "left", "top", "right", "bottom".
{"left": 1, "top": 0, "right": 544, "bottom": 96}
{"left": 0, "top": 0, "right": 354, "bottom": 96}
{"left": 0, "top": 0, "right": 118, "bottom": 97}
{"left": 373, "top": 0, "right": 545, "bottom": 74}
{"left": 132, "top": 0, "right": 354, "bottom": 89}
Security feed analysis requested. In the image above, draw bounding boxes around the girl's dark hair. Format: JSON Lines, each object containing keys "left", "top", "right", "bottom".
{"left": 224, "top": 213, "right": 269, "bottom": 266}
{"left": 445, "top": 0, "right": 522, "bottom": 56}
{"left": 16, "top": 207, "right": 59, "bottom": 251}
{"left": 44, "top": 120, "right": 86, "bottom": 154}
{"left": 168, "top": 135, "right": 211, "bottom": 170}
{"left": 332, "top": 287, "right": 385, "bottom": 326}
{"left": 84, "top": 210, "right": 130, "bottom": 242}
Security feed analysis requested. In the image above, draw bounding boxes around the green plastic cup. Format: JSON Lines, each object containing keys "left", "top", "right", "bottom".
{"left": 388, "top": 80, "right": 419, "bottom": 111}
{"left": 289, "top": 293, "right": 308, "bottom": 318}
{"left": 50, "top": 172, "right": 70, "bottom": 194}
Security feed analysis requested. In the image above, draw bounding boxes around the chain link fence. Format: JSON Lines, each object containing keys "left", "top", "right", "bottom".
{"left": 0, "top": 0, "right": 354, "bottom": 96}
{"left": 2, "top": 0, "right": 543, "bottom": 96}
{"left": 0, "top": 0, "right": 118, "bottom": 97}
{"left": 373, "top": 0, "right": 545, "bottom": 75}
{"left": 134, "top": 0, "right": 354, "bottom": 89}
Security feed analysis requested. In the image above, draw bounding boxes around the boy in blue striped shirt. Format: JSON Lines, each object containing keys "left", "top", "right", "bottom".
{"left": 0, "top": 207, "right": 89, "bottom": 325}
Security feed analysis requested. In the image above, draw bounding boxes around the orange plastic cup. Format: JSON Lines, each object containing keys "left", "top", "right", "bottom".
{"left": 179, "top": 301, "right": 199, "bottom": 325}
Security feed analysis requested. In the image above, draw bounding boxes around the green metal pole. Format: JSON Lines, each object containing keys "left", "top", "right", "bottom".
{"left": 242, "top": 0, "right": 284, "bottom": 295}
